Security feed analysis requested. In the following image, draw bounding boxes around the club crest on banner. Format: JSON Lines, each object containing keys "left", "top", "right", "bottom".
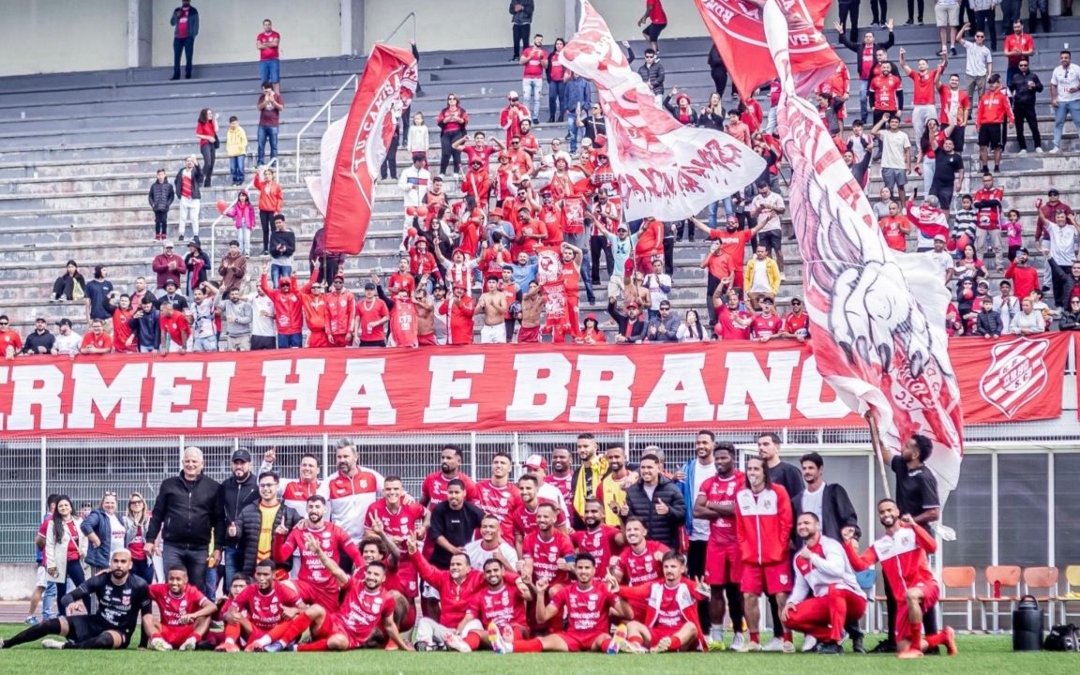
{"left": 978, "top": 338, "right": 1049, "bottom": 419}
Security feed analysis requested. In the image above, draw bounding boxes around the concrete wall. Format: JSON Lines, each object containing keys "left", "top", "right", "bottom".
{"left": 0, "top": 564, "right": 36, "bottom": 601}
{"left": 0, "top": 0, "right": 129, "bottom": 76}
{"left": 151, "top": 0, "right": 342, "bottom": 67}
{"left": 363, "top": 0, "right": 565, "bottom": 53}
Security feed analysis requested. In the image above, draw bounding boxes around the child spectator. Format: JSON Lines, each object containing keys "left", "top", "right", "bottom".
{"left": 407, "top": 112, "right": 431, "bottom": 164}
{"left": 1001, "top": 209, "right": 1024, "bottom": 261}
{"left": 225, "top": 116, "right": 248, "bottom": 186}
{"left": 225, "top": 190, "right": 256, "bottom": 256}
{"left": 148, "top": 169, "right": 175, "bottom": 241}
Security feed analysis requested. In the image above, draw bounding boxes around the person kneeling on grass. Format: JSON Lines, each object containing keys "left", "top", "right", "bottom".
{"left": 145, "top": 565, "right": 218, "bottom": 651}
{"left": 0, "top": 549, "right": 150, "bottom": 650}
{"left": 613, "top": 551, "right": 710, "bottom": 653}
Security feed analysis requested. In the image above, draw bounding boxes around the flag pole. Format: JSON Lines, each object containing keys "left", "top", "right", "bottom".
{"left": 864, "top": 412, "right": 892, "bottom": 501}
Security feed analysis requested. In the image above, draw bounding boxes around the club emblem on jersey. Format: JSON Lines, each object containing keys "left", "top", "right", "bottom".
{"left": 360, "top": 480, "right": 369, "bottom": 489}
{"left": 978, "top": 337, "right": 1048, "bottom": 418}
{"left": 122, "top": 596, "right": 130, "bottom": 605}
{"left": 586, "top": 598, "right": 597, "bottom": 610}
{"left": 400, "top": 516, "right": 409, "bottom": 526}
{"left": 779, "top": 573, "right": 789, "bottom": 585}
{"left": 548, "top": 551, "right": 557, "bottom": 563}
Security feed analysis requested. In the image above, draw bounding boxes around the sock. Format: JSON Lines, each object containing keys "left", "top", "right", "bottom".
{"left": 222, "top": 624, "right": 241, "bottom": 644}
{"left": 666, "top": 637, "right": 682, "bottom": 652}
{"left": 750, "top": 631, "right": 760, "bottom": 644}
{"left": 274, "top": 614, "right": 313, "bottom": 645}
{"left": 464, "top": 633, "right": 481, "bottom": 650}
{"left": 71, "top": 633, "right": 116, "bottom": 650}
{"left": 297, "top": 638, "right": 329, "bottom": 652}
{"left": 710, "top": 627, "right": 724, "bottom": 641}
{"left": 925, "top": 632, "right": 945, "bottom": 648}
{"left": 3, "top": 619, "right": 61, "bottom": 648}
{"left": 911, "top": 626, "right": 923, "bottom": 651}
{"left": 600, "top": 638, "right": 613, "bottom": 652}
{"left": 782, "top": 631, "right": 792, "bottom": 642}
{"left": 628, "top": 636, "right": 645, "bottom": 647}
{"left": 513, "top": 638, "right": 543, "bottom": 653}
{"left": 150, "top": 632, "right": 163, "bottom": 640}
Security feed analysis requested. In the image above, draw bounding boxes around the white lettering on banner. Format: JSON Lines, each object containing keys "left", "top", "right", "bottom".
{"left": 326, "top": 359, "right": 396, "bottom": 426}
{"left": 68, "top": 363, "right": 148, "bottom": 429}
{"left": 258, "top": 360, "right": 326, "bottom": 427}
{"left": 10, "top": 365, "right": 64, "bottom": 431}
{"left": 147, "top": 362, "right": 199, "bottom": 428}
{"left": 796, "top": 356, "right": 853, "bottom": 418}
{"left": 639, "top": 353, "right": 713, "bottom": 423}
{"left": 424, "top": 355, "right": 485, "bottom": 423}
{"left": 202, "top": 361, "right": 256, "bottom": 428}
{"left": 716, "top": 351, "right": 799, "bottom": 420}
{"left": 506, "top": 353, "right": 572, "bottom": 421}
{"left": 568, "top": 354, "right": 636, "bottom": 424}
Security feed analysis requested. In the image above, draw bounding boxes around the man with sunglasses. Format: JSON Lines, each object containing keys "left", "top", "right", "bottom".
{"left": 781, "top": 298, "right": 810, "bottom": 343}
{"left": 957, "top": 23, "right": 993, "bottom": 106}
{"left": 1010, "top": 59, "right": 1043, "bottom": 154}
{"left": 0, "top": 315, "right": 23, "bottom": 360}
{"left": 500, "top": 91, "right": 532, "bottom": 146}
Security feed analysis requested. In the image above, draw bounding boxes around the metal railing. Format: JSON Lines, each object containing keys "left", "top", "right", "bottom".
{"left": 207, "top": 156, "right": 278, "bottom": 269}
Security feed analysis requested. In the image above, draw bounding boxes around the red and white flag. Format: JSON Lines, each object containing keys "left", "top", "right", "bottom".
{"left": 737, "top": 1, "right": 965, "bottom": 495}
{"left": 693, "top": 0, "right": 839, "bottom": 99}
{"left": 312, "top": 44, "right": 417, "bottom": 255}
{"left": 560, "top": 0, "right": 764, "bottom": 223}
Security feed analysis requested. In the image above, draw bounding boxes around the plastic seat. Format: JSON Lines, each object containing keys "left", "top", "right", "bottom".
{"left": 1023, "top": 566, "right": 1059, "bottom": 626}
{"left": 1060, "top": 565, "right": 1080, "bottom": 624}
{"left": 978, "top": 565, "right": 1021, "bottom": 633}
{"left": 940, "top": 566, "right": 977, "bottom": 632}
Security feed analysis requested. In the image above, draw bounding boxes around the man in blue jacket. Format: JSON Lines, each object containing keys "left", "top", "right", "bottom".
{"left": 676, "top": 431, "right": 720, "bottom": 635}
{"left": 563, "top": 72, "right": 591, "bottom": 153}
{"left": 171, "top": 1, "right": 200, "bottom": 81}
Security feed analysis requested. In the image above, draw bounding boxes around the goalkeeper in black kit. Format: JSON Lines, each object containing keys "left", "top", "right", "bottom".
{"left": 1, "top": 549, "right": 151, "bottom": 650}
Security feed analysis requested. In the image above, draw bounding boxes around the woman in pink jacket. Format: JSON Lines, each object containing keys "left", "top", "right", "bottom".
{"left": 225, "top": 190, "right": 256, "bottom": 255}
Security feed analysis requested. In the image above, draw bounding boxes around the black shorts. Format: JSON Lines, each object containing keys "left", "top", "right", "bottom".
{"left": 978, "top": 123, "right": 1005, "bottom": 149}
{"left": 250, "top": 335, "right": 276, "bottom": 351}
{"left": 643, "top": 22, "right": 667, "bottom": 42}
{"left": 759, "top": 229, "right": 782, "bottom": 253}
{"left": 67, "top": 614, "right": 133, "bottom": 647}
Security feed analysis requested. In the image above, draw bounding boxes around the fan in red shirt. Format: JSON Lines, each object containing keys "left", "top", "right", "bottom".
{"left": 634, "top": 218, "right": 665, "bottom": 273}
{"left": 500, "top": 93, "right": 531, "bottom": 145}
{"left": 326, "top": 274, "right": 356, "bottom": 346}
{"left": 80, "top": 320, "right": 114, "bottom": 354}
{"left": 570, "top": 498, "right": 625, "bottom": 573}
{"left": 781, "top": 298, "right": 811, "bottom": 343}
{"left": 507, "top": 553, "right": 627, "bottom": 653}
{"left": 459, "top": 558, "right": 533, "bottom": 653}
{"left": 616, "top": 552, "right": 709, "bottom": 653}
{"left": 843, "top": 500, "right": 957, "bottom": 659}
{"left": 749, "top": 297, "right": 783, "bottom": 342}
{"left": 354, "top": 281, "right": 390, "bottom": 346}
{"left": 380, "top": 287, "right": 419, "bottom": 348}
{"left": 146, "top": 567, "right": 217, "bottom": 651}
{"left": 387, "top": 257, "right": 416, "bottom": 297}
{"left": 298, "top": 267, "right": 334, "bottom": 347}
{"left": 260, "top": 269, "right": 303, "bottom": 346}
{"left": 439, "top": 285, "right": 475, "bottom": 345}
{"left": 408, "top": 239, "right": 440, "bottom": 281}
{"left": 734, "top": 457, "right": 794, "bottom": 652}
{"left": 111, "top": 296, "right": 138, "bottom": 353}
{"left": 158, "top": 302, "right": 191, "bottom": 354}
{"left": 222, "top": 561, "right": 305, "bottom": 652}
{"left": 462, "top": 159, "right": 492, "bottom": 210}
{"left": 869, "top": 64, "right": 902, "bottom": 122}
{"left": 539, "top": 191, "right": 566, "bottom": 246}
{"left": 739, "top": 94, "right": 764, "bottom": 133}
{"left": 880, "top": 200, "right": 914, "bottom": 252}
{"left": 613, "top": 517, "right": 669, "bottom": 622}
{"left": 408, "top": 535, "right": 487, "bottom": 652}
{"left": 517, "top": 207, "right": 548, "bottom": 256}
{"left": 279, "top": 495, "right": 362, "bottom": 613}
{"left": 693, "top": 443, "right": 746, "bottom": 648}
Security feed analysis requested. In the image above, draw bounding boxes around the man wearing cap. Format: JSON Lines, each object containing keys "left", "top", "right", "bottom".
{"left": 750, "top": 297, "right": 784, "bottom": 342}
{"left": 216, "top": 448, "right": 260, "bottom": 590}
{"left": 615, "top": 302, "right": 648, "bottom": 343}
{"left": 646, "top": 301, "right": 679, "bottom": 343}
{"left": 462, "top": 157, "right": 492, "bottom": 211}
{"left": 354, "top": 280, "right": 390, "bottom": 347}
{"left": 781, "top": 298, "right": 810, "bottom": 343}
{"left": 260, "top": 264, "right": 304, "bottom": 348}
{"left": 52, "top": 319, "right": 82, "bottom": 356}
{"left": 299, "top": 264, "right": 334, "bottom": 348}
{"left": 325, "top": 273, "right": 355, "bottom": 348}
{"left": 22, "top": 317, "right": 55, "bottom": 356}
{"left": 152, "top": 241, "right": 188, "bottom": 291}
{"left": 926, "top": 234, "right": 955, "bottom": 283}
{"left": 500, "top": 91, "right": 532, "bottom": 145}
{"left": 159, "top": 279, "right": 188, "bottom": 312}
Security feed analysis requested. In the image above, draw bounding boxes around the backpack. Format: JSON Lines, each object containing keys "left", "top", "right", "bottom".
{"left": 1044, "top": 624, "right": 1080, "bottom": 652}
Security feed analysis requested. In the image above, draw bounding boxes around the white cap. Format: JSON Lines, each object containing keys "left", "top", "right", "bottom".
{"left": 507, "top": 90, "right": 519, "bottom": 99}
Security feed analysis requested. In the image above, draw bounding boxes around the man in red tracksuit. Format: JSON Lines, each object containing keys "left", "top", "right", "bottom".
{"left": 299, "top": 266, "right": 333, "bottom": 348}
{"left": 975, "top": 74, "right": 1015, "bottom": 174}
{"left": 734, "top": 456, "right": 793, "bottom": 653}
{"left": 326, "top": 273, "right": 355, "bottom": 347}
{"left": 843, "top": 499, "right": 957, "bottom": 659}
{"left": 260, "top": 266, "right": 303, "bottom": 348}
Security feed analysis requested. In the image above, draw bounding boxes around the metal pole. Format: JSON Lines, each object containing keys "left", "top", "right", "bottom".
{"left": 322, "top": 433, "right": 330, "bottom": 476}
{"left": 40, "top": 437, "right": 47, "bottom": 514}
{"left": 469, "top": 432, "right": 478, "bottom": 478}
{"left": 1047, "top": 451, "right": 1056, "bottom": 568}
{"left": 991, "top": 451, "right": 999, "bottom": 566}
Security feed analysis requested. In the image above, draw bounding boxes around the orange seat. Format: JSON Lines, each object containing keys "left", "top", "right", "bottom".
{"left": 979, "top": 565, "right": 1022, "bottom": 633}
{"left": 1023, "top": 566, "right": 1059, "bottom": 624}
{"left": 940, "top": 566, "right": 977, "bottom": 632}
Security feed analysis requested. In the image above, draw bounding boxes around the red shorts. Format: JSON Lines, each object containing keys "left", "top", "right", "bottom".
{"left": 318, "top": 613, "right": 376, "bottom": 649}
{"left": 329, "top": 333, "right": 349, "bottom": 347}
{"left": 394, "top": 561, "right": 420, "bottom": 598}
{"left": 308, "top": 331, "right": 331, "bottom": 348}
{"left": 292, "top": 578, "right": 342, "bottom": 612}
{"left": 705, "top": 543, "right": 742, "bottom": 586}
{"left": 894, "top": 581, "right": 940, "bottom": 644}
{"left": 245, "top": 626, "right": 271, "bottom": 643}
{"left": 558, "top": 630, "right": 606, "bottom": 652}
{"left": 160, "top": 624, "right": 196, "bottom": 648}
{"left": 741, "top": 560, "right": 793, "bottom": 595}
{"left": 517, "top": 325, "right": 540, "bottom": 343}
{"left": 418, "top": 333, "right": 437, "bottom": 346}
{"left": 649, "top": 622, "right": 686, "bottom": 643}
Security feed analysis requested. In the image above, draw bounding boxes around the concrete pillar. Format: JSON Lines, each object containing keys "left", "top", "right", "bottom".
{"left": 127, "top": 0, "right": 152, "bottom": 68}
{"left": 341, "top": 0, "right": 365, "bottom": 56}
{"left": 564, "top": 0, "right": 578, "bottom": 40}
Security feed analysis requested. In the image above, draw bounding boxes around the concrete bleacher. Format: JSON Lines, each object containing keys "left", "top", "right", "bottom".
{"left": 2, "top": 20, "right": 1080, "bottom": 336}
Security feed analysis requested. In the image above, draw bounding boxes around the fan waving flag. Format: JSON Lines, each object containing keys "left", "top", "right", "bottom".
{"left": 319, "top": 44, "right": 417, "bottom": 255}
{"left": 739, "top": 0, "right": 965, "bottom": 497}
{"left": 560, "top": 0, "right": 764, "bottom": 223}
{"left": 693, "top": 0, "right": 839, "bottom": 100}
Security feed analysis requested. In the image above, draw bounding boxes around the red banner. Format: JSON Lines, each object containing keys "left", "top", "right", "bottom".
{"left": 0, "top": 336, "right": 1068, "bottom": 437}
{"left": 323, "top": 44, "right": 418, "bottom": 255}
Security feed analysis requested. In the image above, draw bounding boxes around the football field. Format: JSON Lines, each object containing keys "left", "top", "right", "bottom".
{"left": 1, "top": 627, "right": 1076, "bottom": 675}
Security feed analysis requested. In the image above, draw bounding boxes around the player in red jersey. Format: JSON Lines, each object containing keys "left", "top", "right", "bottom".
{"left": 407, "top": 534, "right": 485, "bottom": 652}
{"left": 693, "top": 442, "right": 747, "bottom": 650}
{"left": 279, "top": 495, "right": 362, "bottom": 612}
{"left": 734, "top": 456, "right": 794, "bottom": 653}
{"left": 460, "top": 558, "right": 534, "bottom": 653}
{"left": 616, "top": 551, "right": 709, "bottom": 653}
{"left": 509, "top": 553, "right": 628, "bottom": 652}
{"left": 750, "top": 296, "right": 783, "bottom": 341}
{"left": 512, "top": 475, "right": 569, "bottom": 551}
{"left": 521, "top": 503, "right": 575, "bottom": 590}
{"left": 356, "top": 537, "right": 415, "bottom": 632}
{"left": 365, "top": 475, "right": 426, "bottom": 599}
{"left": 198, "top": 573, "right": 251, "bottom": 649}
{"left": 146, "top": 566, "right": 217, "bottom": 651}
{"left": 262, "top": 536, "right": 413, "bottom": 652}
{"left": 843, "top": 500, "right": 957, "bottom": 659}
{"left": 474, "top": 452, "right": 523, "bottom": 545}
{"left": 611, "top": 517, "right": 668, "bottom": 622}
{"left": 225, "top": 560, "right": 305, "bottom": 652}
{"left": 421, "top": 445, "right": 479, "bottom": 508}
{"left": 570, "top": 498, "right": 625, "bottom": 573}
{"left": 546, "top": 447, "right": 574, "bottom": 506}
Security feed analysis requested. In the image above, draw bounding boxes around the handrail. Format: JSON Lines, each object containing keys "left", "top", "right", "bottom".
{"left": 208, "top": 156, "right": 278, "bottom": 270}
{"left": 293, "top": 73, "right": 358, "bottom": 183}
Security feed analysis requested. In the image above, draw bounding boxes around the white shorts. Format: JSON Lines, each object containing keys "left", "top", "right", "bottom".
{"left": 480, "top": 323, "right": 506, "bottom": 344}
{"left": 36, "top": 565, "right": 49, "bottom": 588}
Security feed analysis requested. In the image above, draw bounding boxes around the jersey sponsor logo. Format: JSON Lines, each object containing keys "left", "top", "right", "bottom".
{"left": 978, "top": 337, "right": 1049, "bottom": 419}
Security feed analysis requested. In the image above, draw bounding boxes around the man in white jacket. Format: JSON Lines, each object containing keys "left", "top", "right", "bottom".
{"left": 781, "top": 513, "right": 867, "bottom": 655}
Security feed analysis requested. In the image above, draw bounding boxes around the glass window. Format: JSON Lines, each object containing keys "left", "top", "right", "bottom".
{"left": 942, "top": 455, "right": 992, "bottom": 568}
{"left": 1054, "top": 453, "right": 1080, "bottom": 568}
{"left": 999, "top": 455, "right": 1049, "bottom": 568}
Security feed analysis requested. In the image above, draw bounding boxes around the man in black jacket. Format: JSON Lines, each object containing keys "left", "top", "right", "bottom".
{"left": 428, "top": 479, "right": 485, "bottom": 569}
{"left": 146, "top": 447, "right": 220, "bottom": 595}
{"left": 622, "top": 454, "right": 685, "bottom": 549}
{"left": 509, "top": 1, "right": 534, "bottom": 61}
{"left": 234, "top": 472, "right": 301, "bottom": 575}
{"left": 1010, "top": 58, "right": 1043, "bottom": 153}
{"left": 837, "top": 22, "right": 896, "bottom": 123}
{"left": 217, "top": 448, "right": 260, "bottom": 591}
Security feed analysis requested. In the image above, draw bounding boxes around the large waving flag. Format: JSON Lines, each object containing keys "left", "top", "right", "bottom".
{"left": 317, "top": 44, "right": 418, "bottom": 255}
{"left": 560, "top": 0, "right": 765, "bottom": 223}
{"left": 726, "top": 1, "right": 965, "bottom": 497}
{"left": 693, "top": 0, "right": 839, "bottom": 100}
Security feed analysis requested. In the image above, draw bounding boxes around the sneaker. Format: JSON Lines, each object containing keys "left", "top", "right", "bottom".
{"left": 762, "top": 636, "right": 784, "bottom": 652}
{"left": 532, "top": 117, "right": 540, "bottom": 125}
{"left": 1019, "top": 149, "right": 1027, "bottom": 155}
{"left": 897, "top": 648, "right": 924, "bottom": 659}
{"left": 149, "top": 637, "right": 173, "bottom": 651}
{"left": 782, "top": 640, "right": 796, "bottom": 653}
{"left": 950, "top": 46, "right": 957, "bottom": 56}
{"left": 650, "top": 636, "right": 672, "bottom": 653}
{"left": 802, "top": 635, "right": 818, "bottom": 652}
{"left": 730, "top": 632, "right": 747, "bottom": 651}
{"left": 1049, "top": 147, "right": 1061, "bottom": 153}
{"left": 487, "top": 622, "right": 506, "bottom": 654}
{"left": 262, "top": 640, "right": 287, "bottom": 653}
{"left": 851, "top": 635, "right": 866, "bottom": 653}
{"left": 415, "top": 641, "right": 433, "bottom": 652}
{"left": 607, "top": 624, "right": 626, "bottom": 654}
{"left": 245, "top": 635, "right": 272, "bottom": 652}
{"left": 736, "top": 639, "right": 762, "bottom": 652}
{"left": 444, "top": 632, "right": 472, "bottom": 653}
{"left": 41, "top": 639, "right": 68, "bottom": 649}
{"left": 941, "top": 626, "right": 958, "bottom": 656}
{"left": 1036, "top": 147, "right": 1044, "bottom": 153}
{"left": 25, "top": 616, "right": 39, "bottom": 625}
{"left": 707, "top": 639, "right": 727, "bottom": 651}
{"left": 994, "top": 165, "right": 1000, "bottom": 173}
{"left": 179, "top": 637, "right": 198, "bottom": 651}
{"left": 623, "top": 637, "right": 650, "bottom": 654}
{"left": 215, "top": 642, "right": 240, "bottom": 653}
{"left": 870, "top": 639, "right": 897, "bottom": 653}
{"left": 818, "top": 642, "right": 843, "bottom": 655}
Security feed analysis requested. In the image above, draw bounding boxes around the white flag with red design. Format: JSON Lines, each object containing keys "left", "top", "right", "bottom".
{"left": 736, "top": 1, "right": 965, "bottom": 496}
{"left": 559, "top": 0, "right": 765, "bottom": 223}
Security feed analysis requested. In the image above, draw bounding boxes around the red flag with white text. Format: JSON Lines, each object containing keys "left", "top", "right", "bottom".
{"left": 693, "top": 0, "right": 839, "bottom": 100}
{"left": 560, "top": 1, "right": 765, "bottom": 222}
{"left": 322, "top": 44, "right": 417, "bottom": 255}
